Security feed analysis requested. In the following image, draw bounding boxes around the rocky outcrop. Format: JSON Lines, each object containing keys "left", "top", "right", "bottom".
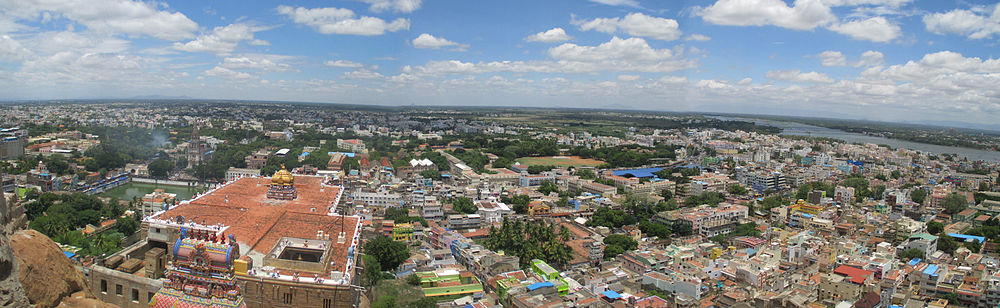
{"left": 1, "top": 193, "right": 30, "bottom": 308}
{"left": 9, "top": 229, "right": 113, "bottom": 308}
{"left": 1, "top": 230, "right": 30, "bottom": 307}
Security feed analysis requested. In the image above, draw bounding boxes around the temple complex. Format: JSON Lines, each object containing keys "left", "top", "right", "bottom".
{"left": 88, "top": 167, "right": 361, "bottom": 308}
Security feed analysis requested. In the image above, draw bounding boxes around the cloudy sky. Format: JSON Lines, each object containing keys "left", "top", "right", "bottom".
{"left": 1, "top": 0, "right": 998, "bottom": 126}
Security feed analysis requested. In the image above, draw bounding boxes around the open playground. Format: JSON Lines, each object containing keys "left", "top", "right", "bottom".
{"left": 515, "top": 156, "right": 604, "bottom": 168}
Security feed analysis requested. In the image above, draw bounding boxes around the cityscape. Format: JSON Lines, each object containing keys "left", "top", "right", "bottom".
{"left": 2, "top": 1, "right": 1000, "bottom": 308}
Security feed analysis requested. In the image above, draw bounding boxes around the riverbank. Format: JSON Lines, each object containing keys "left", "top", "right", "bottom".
{"left": 714, "top": 116, "right": 1000, "bottom": 162}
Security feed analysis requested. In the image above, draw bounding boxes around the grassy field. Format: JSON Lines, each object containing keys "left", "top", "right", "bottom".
{"left": 371, "top": 278, "right": 431, "bottom": 307}
{"left": 515, "top": 156, "right": 604, "bottom": 167}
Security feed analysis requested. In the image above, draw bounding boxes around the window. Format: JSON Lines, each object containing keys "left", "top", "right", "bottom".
{"left": 283, "top": 293, "right": 292, "bottom": 305}
{"left": 148, "top": 292, "right": 155, "bottom": 301}
{"left": 116, "top": 284, "right": 122, "bottom": 296}
{"left": 323, "top": 298, "right": 332, "bottom": 308}
{"left": 131, "top": 289, "right": 139, "bottom": 302}
{"left": 100, "top": 280, "right": 107, "bottom": 293}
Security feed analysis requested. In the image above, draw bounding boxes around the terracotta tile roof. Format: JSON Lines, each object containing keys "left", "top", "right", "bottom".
{"left": 834, "top": 265, "right": 874, "bottom": 284}
{"left": 153, "top": 177, "right": 358, "bottom": 277}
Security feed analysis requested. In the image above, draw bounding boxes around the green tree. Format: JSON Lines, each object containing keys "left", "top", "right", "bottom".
{"left": 587, "top": 207, "right": 635, "bottom": 229}
{"left": 871, "top": 184, "right": 886, "bottom": 200}
{"left": 537, "top": 181, "right": 559, "bottom": 195}
{"left": 364, "top": 235, "right": 410, "bottom": 270}
{"left": 148, "top": 158, "right": 175, "bottom": 178}
{"left": 116, "top": 216, "right": 140, "bottom": 235}
{"left": 966, "top": 240, "right": 982, "bottom": 253}
{"left": 911, "top": 189, "right": 927, "bottom": 204}
{"left": 362, "top": 254, "right": 382, "bottom": 287}
{"left": 406, "top": 273, "right": 421, "bottom": 286}
{"left": 943, "top": 193, "right": 968, "bottom": 215}
{"left": 727, "top": 184, "right": 748, "bottom": 196}
{"left": 900, "top": 248, "right": 924, "bottom": 260}
{"left": 527, "top": 165, "right": 555, "bottom": 174}
{"left": 452, "top": 197, "right": 477, "bottom": 214}
{"left": 638, "top": 220, "right": 671, "bottom": 238}
{"left": 603, "top": 234, "right": 638, "bottom": 259}
{"left": 419, "top": 169, "right": 442, "bottom": 180}
{"left": 937, "top": 235, "right": 958, "bottom": 254}
{"left": 927, "top": 221, "right": 944, "bottom": 235}
{"left": 576, "top": 169, "right": 596, "bottom": 180}
{"left": 501, "top": 194, "right": 530, "bottom": 214}
{"left": 492, "top": 157, "right": 514, "bottom": 169}
{"left": 758, "top": 196, "right": 788, "bottom": 212}
{"left": 685, "top": 192, "right": 725, "bottom": 206}
{"left": 659, "top": 189, "right": 673, "bottom": 200}
{"left": 733, "top": 222, "right": 761, "bottom": 237}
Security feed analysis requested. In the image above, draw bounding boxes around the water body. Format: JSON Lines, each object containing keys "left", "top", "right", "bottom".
{"left": 715, "top": 117, "right": 1000, "bottom": 162}
{"left": 99, "top": 182, "right": 203, "bottom": 201}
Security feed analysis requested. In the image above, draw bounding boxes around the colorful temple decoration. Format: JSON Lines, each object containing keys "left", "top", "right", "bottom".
{"left": 149, "top": 227, "right": 246, "bottom": 308}
{"left": 266, "top": 165, "right": 297, "bottom": 200}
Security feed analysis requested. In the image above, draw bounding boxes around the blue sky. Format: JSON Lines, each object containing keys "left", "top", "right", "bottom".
{"left": 1, "top": 0, "right": 999, "bottom": 127}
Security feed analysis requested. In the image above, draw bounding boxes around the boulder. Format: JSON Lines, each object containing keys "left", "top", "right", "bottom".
{"left": 0, "top": 230, "right": 29, "bottom": 307}
{"left": 9, "top": 229, "right": 106, "bottom": 308}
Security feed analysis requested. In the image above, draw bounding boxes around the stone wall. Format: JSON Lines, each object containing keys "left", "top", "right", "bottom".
{"left": 237, "top": 277, "right": 359, "bottom": 308}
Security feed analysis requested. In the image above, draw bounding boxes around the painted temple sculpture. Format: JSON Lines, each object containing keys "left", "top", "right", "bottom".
{"left": 149, "top": 227, "right": 246, "bottom": 308}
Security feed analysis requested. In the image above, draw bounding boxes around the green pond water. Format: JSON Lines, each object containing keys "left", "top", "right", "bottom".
{"left": 98, "top": 182, "right": 204, "bottom": 201}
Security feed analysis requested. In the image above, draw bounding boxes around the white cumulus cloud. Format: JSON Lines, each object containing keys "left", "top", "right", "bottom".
{"left": 357, "top": 0, "right": 422, "bottom": 13}
{"left": 575, "top": 13, "right": 682, "bottom": 41}
{"left": 923, "top": 4, "right": 1000, "bottom": 40}
{"left": 815, "top": 50, "right": 884, "bottom": 66}
{"left": 412, "top": 33, "right": 469, "bottom": 51}
{"left": 697, "top": 0, "right": 836, "bottom": 31}
{"left": 684, "top": 34, "right": 712, "bottom": 41}
{"left": 766, "top": 70, "right": 834, "bottom": 83}
{"left": 325, "top": 60, "right": 364, "bottom": 68}
{"left": 817, "top": 51, "right": 847, "bottom": 66}
{"left": 173, "top": 23, "right": 267, "bottom": 55}
{"left": 828, "top": 16, "right": 901, "bottom": 42}
{"left": 525, "top": 28, "right": 572, "bottom": 43}
{"left": 589, "top": 0, "right": 641, "bottom": 8}
{"left": 0, "top": 0, "right": 198, "bottom": 40}
{"left": 277, "top": 5, "right": 409, "bottom": 36}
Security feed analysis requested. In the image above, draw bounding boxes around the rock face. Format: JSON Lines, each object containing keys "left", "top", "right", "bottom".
{"left": 1, "top": 193, "right": 30, "bottom": 308}
{"left": 8, "top": 229, "right": 112, "bottom": 308}
{"left": 1, "top": 231, "right": 30, "bottom": 307}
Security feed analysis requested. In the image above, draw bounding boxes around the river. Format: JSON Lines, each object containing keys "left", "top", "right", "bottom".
{"left": 715, "top": 117, "right": 1000, "bottom": 162}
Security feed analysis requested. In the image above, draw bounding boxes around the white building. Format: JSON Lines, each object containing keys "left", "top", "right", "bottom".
{"left": 476, "top": 199, "right": 512, "bottom": 223}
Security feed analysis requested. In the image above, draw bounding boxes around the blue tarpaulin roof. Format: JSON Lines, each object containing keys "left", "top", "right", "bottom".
{"left": 908, "top": 258, "right": 921, "bottom": 266}
{"left": 611, "top": 167, "right": 663, "bottom": 178}
{"left": 923, "top": 264, "right": 939, "bottom": 277}
{"left": 948, "top": 233, "right": 985, "bottom": 243}
{"left": 602, "top": 290, "right": 622, "bottom": 299}
{"left": 63, "top": 251, "right": 75, "bottom": 259}
{"left": 526, "top": 281, "right": 554, "bottom": 291}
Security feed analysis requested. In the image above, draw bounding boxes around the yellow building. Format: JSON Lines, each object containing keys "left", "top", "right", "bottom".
{"left": 393, "top": 223, "right": 414, "bottom": 242}
{"left": 788, "top": 199, "right": 823, "bottom": 216}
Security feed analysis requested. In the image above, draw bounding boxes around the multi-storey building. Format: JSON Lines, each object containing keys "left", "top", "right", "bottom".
{"left": 336, "top": 139, "right": 366, "bottom": 153}
{"left": 0, "top": 127, "right": 27, "bottom": 160}
{"left": 671, "top": 204, "right": 748, "bottom": 237}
